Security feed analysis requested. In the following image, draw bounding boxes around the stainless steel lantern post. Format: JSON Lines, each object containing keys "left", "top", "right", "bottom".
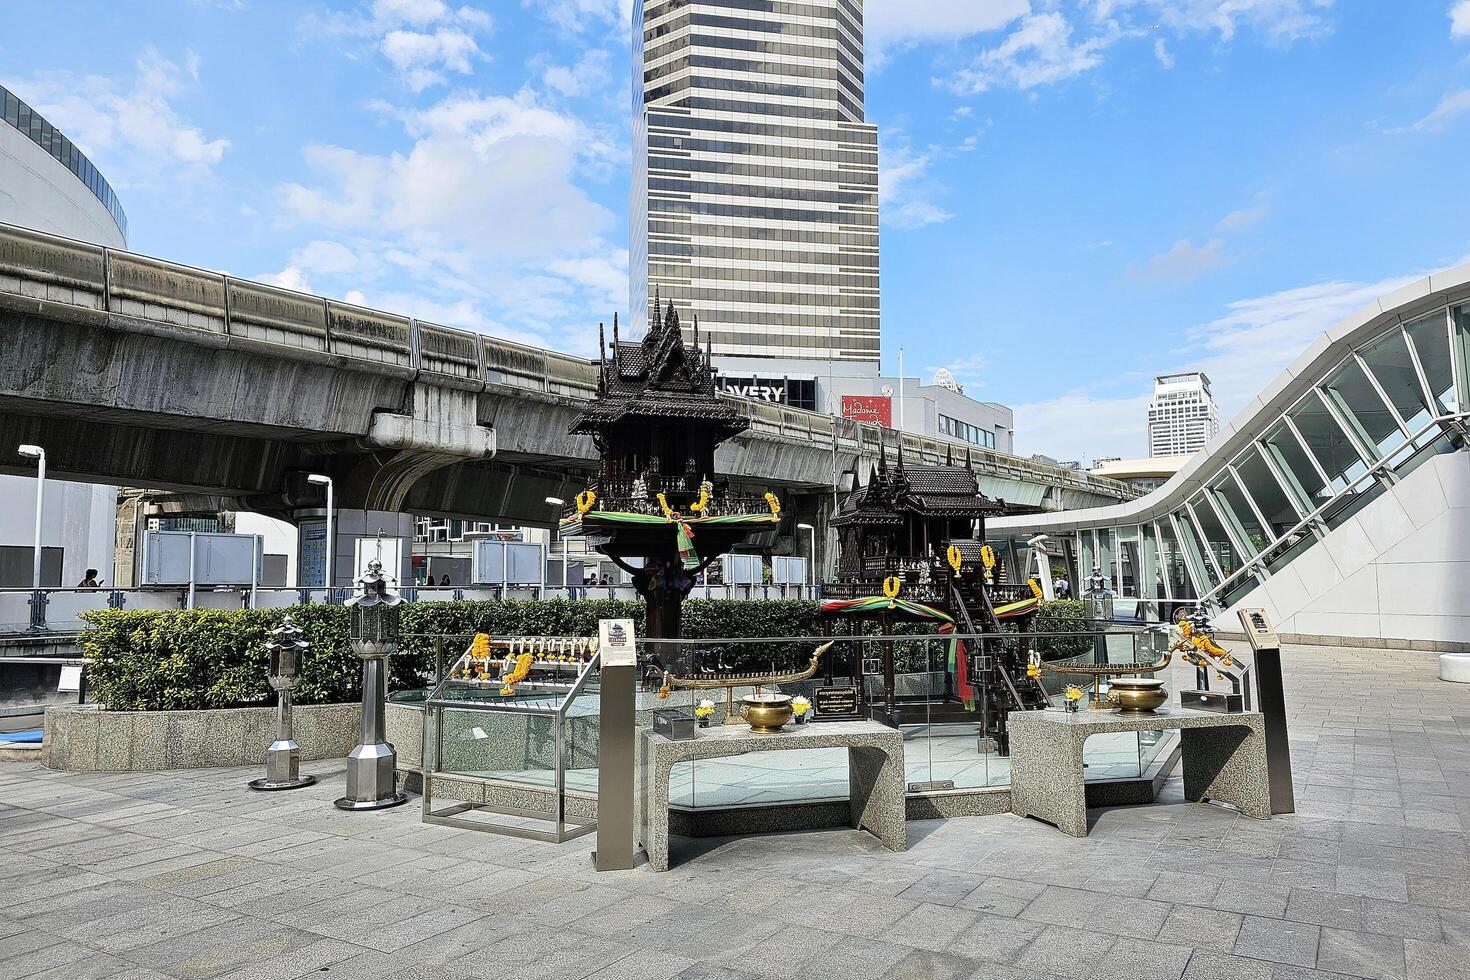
{"left": 1083, "top": 564, "right": 1115, "bottom": 665}
{"left": 248, "top": 614, "right": 316, "bottom": 791}
{"left": 334, "top": 558, "right": 409, "bottom": 810}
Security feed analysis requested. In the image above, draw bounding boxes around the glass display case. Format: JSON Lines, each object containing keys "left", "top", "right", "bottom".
{"left": 421, "top": 635, "right": 602, "bottom": 842}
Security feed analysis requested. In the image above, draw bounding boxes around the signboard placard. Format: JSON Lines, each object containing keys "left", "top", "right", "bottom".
{"left": 716, "top": 375, "right": 817, "bottom": 410}
{"left": 598, "top": 618, "right": 637, "bottom": 667}
{"left": 813, "top": 686, "right": 860, "bottom": 720}
{"left": 841, "top": 395, "right": 892, "bottom": 428}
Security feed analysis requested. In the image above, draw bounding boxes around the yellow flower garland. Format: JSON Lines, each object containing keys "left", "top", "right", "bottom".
{"left": 946, "top": 544, "right": 963, "bottom": 579}
{"left": 656, "top": 492, "right": 675, "bottom": 520}
{"left": 687, "top": 481, "right": 711, "bottom": 514}
{"left": 882, "top": 575, "right": 901, "bottom": 608}
{"left": 499, "top": 652, "right": 534, "bottom": 694}
{"left": 764, "top": 491, "right": 781, "bottom": 518}
{"left": 575, "top": 490, "right": 596, "bottom": 515}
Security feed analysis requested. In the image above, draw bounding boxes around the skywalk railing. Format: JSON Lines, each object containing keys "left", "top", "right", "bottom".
{"left": 0, "top": 221, "right": 1137, "bottom": 502}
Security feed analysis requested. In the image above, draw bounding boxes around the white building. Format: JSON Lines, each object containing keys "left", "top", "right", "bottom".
{"left": 1147, "top": 371, "right": 1220, "bottom": 457}
{"left": 826, "top": 370, "right": 1014, "bottom": 455}
{"left": 989, "top": 273, "right": 1470, "bottom": 646}
{"left": 631, "top": 0, "right": 880, "bottom": 385}
{"left": 0, "top": 84, "right": 126, "bottom": 588}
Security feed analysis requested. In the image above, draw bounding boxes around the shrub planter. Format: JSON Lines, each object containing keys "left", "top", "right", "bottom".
{"left": 42, "top": 702, "right": 361, "bottom": 773}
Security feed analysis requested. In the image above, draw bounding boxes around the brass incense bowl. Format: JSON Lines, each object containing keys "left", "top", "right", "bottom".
{"left": 742, "top": 694, "right": 793, "bottom": 733}
{"left": 1108, "top": 678, "right": 1168, "bottom": 715}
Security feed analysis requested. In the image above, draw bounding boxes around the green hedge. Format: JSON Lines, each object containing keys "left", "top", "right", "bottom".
{"left": 79, "top": 597, "right": 1090, "bottom": 711}
{"left": 1031, "top": 599, "right": 1094, "bottom": 660}
{"left": 79, "top": 599, "right": 821, "bottom": 711}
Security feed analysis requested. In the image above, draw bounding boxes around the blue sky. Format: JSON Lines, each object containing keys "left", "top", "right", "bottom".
{"left": 5, "top": 0, "right": 1470, "bottom": 463}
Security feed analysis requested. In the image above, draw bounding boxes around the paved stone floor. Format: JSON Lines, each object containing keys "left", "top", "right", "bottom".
{"left": 3, "top": 641, "right": 1470, "bottom": 980}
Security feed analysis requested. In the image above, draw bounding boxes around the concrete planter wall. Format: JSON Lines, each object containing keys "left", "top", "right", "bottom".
{"left": 42, "top": 702, "right": 361, "bottom": 773}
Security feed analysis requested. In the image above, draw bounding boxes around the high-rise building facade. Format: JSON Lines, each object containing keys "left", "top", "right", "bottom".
{"left": 1147, "top": 371, "right": 1220, "bottom": 456}
{"left": 631, "top": 0, "right": 880, "bottom": 392}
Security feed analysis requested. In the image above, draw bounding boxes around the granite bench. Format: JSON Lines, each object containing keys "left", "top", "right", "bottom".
{"left": 638, "top": 719, "right": 906, "bottom": 871}
{"left": 1008, "top": 707, "right": 1271, "bottom": 837}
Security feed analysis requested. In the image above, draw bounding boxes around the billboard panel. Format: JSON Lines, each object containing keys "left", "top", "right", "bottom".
{"left": 841, "top": 395, "right": 892, "bottom": 427}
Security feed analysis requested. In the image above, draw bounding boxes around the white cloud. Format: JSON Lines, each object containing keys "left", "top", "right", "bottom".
{"left": 309, "top": 0, "right": 492, "bottom": 91}
{"left": 1090, "top": 0, "right": 1334, "bottom": 44}
{"left": 1153, "top": 38, "right": 1175, "bottom": 68}
{"left": 541, "top": 49, "right": 611, "bottom": 98}
{"left": 1015, "top": 262, "right": 1443, "bottom": 460}
{"left": 1215, "top": 193, "right": 1270, "bottom": 231}
{"left": 547, "top": 250, "right": 629, "bottom": 308}
{"left": 381, "top": 28, "right": 481, "bottom": 91}
{"left": 930, "top": 2, "right": 1332, "bottom": 95}
{"left": 944, "top": 12, "right": 1120, "bottom": 94}
{"left": 5, "top": 50, "right": 230, "bottom": 175}
{"left": 1129, "top": 238, "right": 1233, "bottom": 283}
{"left": 1455, "top": 0, "right": 1470, "bottom": 38}
{"left": 1014, "top": 391, "right": 1152, "bottom": 462}
{"left": 259, "top": 266, "right": 313, "bottom": 292}
{"left": 1404, "top": 89, "right": 1470, "bottom": 132}
{"left": 925, "top": 352, "right": 991, "bottom": 389}
{"left": 523, "top": 0, "right": 634, "bottom": 37}
{"left": 880, "top": 144, "right": 954, "bottom": 230}
{"left": 866, "top": 0, "right": 1029, "bottom": 65}
{"left": 274, "top": 87, "right": 622, "bottom": 355}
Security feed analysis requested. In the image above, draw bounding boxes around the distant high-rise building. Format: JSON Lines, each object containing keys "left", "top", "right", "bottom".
{"left": 631, "top": 0, "right": 880, "bottom": 397}
{"left": 1147, "top": 372, "right": 1220, "bottom": 456}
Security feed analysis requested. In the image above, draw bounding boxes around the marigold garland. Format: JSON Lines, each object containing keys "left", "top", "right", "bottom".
{"left": 882, "top": 575, "right": 902, "bottom": 608}
{"left": 764, "top": 491, "right": 781, "bottom": 518}
{"left": 689, "top": 480, "right": 712, "bottom": 513}
{"left": 946, "top": 544, "right": 963, "bottom": 579}
{"left": 575, "top": 490, "right": 596, "bottom": 515}
{"left": 499, "top": 652, "right": 534, "bottom": 694}
{"left": 656, "top": 492, "right": 675, "bottom": 520}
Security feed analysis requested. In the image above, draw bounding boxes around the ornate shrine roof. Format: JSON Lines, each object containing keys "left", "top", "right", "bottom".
{"left": 831, "top": 441, "right": 1002, "bottom": 528}
{"left": 570, "top": 299, "right": 749, "bottom": 440}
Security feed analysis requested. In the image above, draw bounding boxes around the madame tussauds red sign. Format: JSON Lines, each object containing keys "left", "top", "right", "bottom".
{"left": 841, "top": 395, "right": 892, "bottom": 427}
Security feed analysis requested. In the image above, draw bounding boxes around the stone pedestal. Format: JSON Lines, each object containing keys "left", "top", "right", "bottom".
{"left": 638, "top": 719, "right": 906, "bottom": 871}
{"left": 1008, "top": 707, "right": 1271, "bottom": 837}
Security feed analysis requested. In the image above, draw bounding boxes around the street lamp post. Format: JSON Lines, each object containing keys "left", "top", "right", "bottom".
{"left": 18, "top": 445, "right": 45, "bottom": 630}
{"left": 307, "top": 474, "right": 334, "bottom": 591}
{"left": 545, "top": 497, "right": 566, "bottom": 593}
{"left": 796, "top": 522, "right": 816, "bottom": 595}
{"left": 17, "top": 446, "right": 45, "bottom": 592}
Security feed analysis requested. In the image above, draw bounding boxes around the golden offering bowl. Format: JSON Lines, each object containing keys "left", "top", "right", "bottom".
{"left": 741, "top": 694, "right": 793, "bottom": 733}
{"left": 1107, "top": 678, "right": 1168, "bottom": 715}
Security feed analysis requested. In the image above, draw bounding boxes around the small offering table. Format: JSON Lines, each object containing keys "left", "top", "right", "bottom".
{"left": 638, "top": 720, "right": 906, "bottom": 872}
{"left": 1008, "top": 707, "right": 1271, "bottom": 837}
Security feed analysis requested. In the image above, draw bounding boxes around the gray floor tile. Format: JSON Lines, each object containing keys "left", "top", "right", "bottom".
{"left": 1091, "top": 938, "right": 1194, "bottom": 980}
{"left": 1159, "top": 906, "right": 1244, "bottom": 952}
{"left": 1315, "top": 928, "right": 1408, "bottom": 980}
{"left": 1403, "top": 938, "right": 1470, "bottom": 980}
{"left": 1236, "top": 916, "right": 1322, "bottom": 968}
{"left": 1015, "top": 924, "right": 1116, "bottom": 979}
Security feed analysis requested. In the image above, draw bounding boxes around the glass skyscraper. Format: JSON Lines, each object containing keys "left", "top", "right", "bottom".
{"left": 631, "top": 0, "right": 880, "bottom": 379}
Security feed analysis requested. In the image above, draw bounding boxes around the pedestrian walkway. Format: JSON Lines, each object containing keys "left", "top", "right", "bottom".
{"left": 1, "top": 641, "right": 1468, "bottom": 980}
